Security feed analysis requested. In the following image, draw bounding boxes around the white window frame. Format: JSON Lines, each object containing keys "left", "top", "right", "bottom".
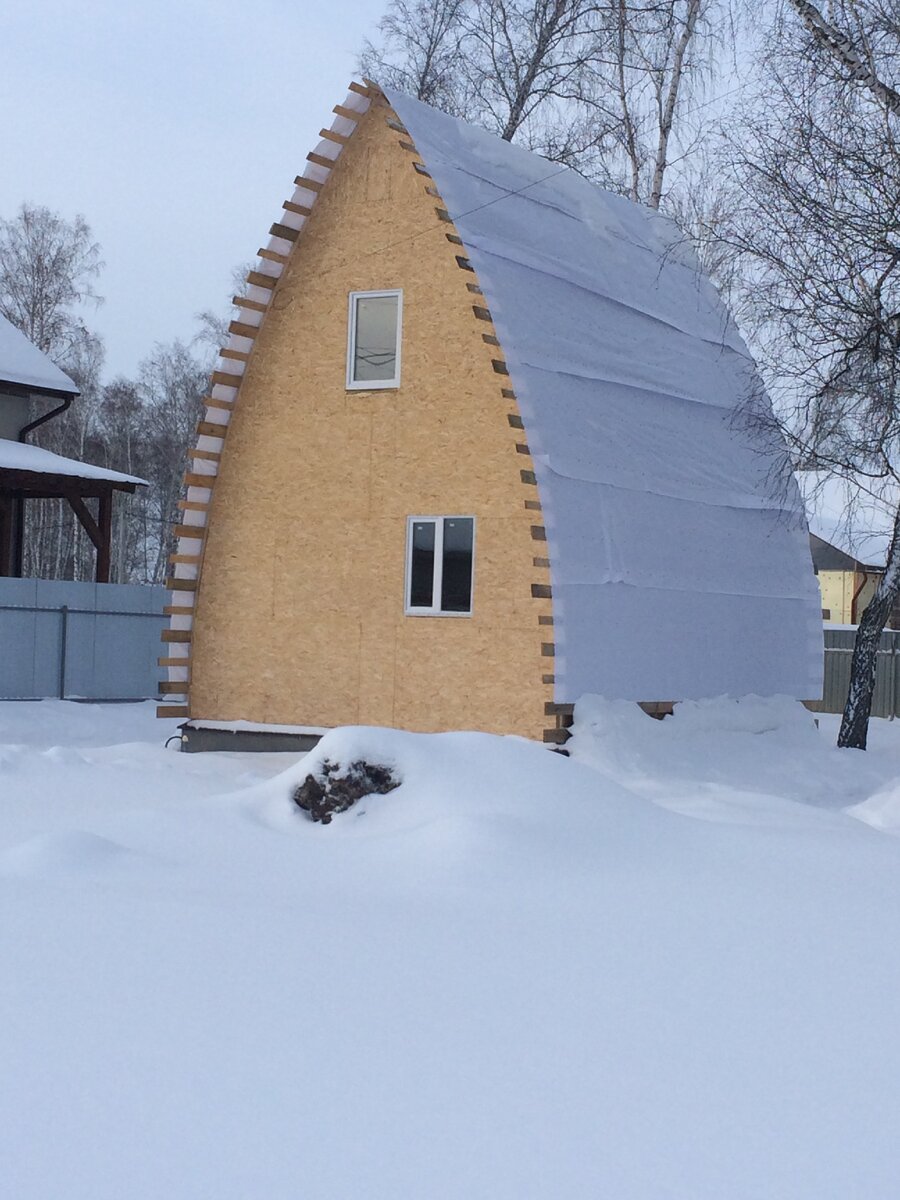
{"left": 405, "top": 516, "right": 476, "bottom": 617}
{"left": 346, "top": 289, "right": 403, "bottom": 390}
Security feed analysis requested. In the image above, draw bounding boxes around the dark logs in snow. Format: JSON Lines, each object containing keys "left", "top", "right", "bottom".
{"left": 292, "top": 759, "right": 400, "bottom": 824}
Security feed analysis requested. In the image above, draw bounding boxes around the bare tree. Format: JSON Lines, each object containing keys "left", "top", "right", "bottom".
{"left": 361, "top": 0, "right": 472, "bottom": 111}
{"left": 0, "top": 204, "right": 102, "bottom": 359}
{"left": 721, "top": 1, "right": 900, "bottom": 748}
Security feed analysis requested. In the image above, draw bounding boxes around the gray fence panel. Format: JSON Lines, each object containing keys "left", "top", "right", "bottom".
{"left": 812, "top": 628, "right": 900, "bottom": 718}
{"left": 0, "top": 578, "right": 166, "bottom": 701}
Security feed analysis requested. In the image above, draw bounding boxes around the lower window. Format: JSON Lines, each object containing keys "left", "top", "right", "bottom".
{"left": 406, "top": 516, "right": 475, "bottom": 615}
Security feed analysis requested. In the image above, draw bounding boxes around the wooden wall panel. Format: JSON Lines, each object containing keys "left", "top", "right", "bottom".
{"left": 189, "top": 99, "right": 552, "bottom": 739}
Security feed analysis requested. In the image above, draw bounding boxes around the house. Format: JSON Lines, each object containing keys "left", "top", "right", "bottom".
{"left": 0, "top": 314, "right": 145, "bottom": 580}
{"left": 161, "top": 81, "right": 823, "bottom": 751}
{"left": 800, "top": 473, "right": 898, "bottom": 626}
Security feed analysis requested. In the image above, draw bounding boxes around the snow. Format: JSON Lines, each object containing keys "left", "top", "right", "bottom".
{"left": 0, "top": 313, "right": 78, "bottom": 396}
{"left": 3, "top": 697, "right": 900, "bottom": 1198}
{"left": 386, "top": 89, "right": 823, "bottom": 704}
{"left": 0, "top": 436, "right": 147, "bottom": 485}
{"left": 798, "top": 470, "right": 896, "bottom": 566}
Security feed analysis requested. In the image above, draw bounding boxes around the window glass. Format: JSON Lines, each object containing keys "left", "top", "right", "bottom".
{"left": 441, "top": 518, "right": 474, "bottom": 612}
{"left": 353, "top": 294, "right": 399, "bottom": 382}
{"left": 410, "top": 520, "right": 435, "bottom": 608}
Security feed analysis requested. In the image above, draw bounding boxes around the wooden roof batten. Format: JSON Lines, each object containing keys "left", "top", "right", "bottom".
{"left": 158, "top": 79, "right": 380, "bottom": 718}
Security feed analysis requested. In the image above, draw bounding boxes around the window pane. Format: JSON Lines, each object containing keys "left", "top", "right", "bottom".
{"left": 441, "top": 518, "right": 474, "bottom": 612}
{"left": 410, "top": 521, "right": 435, "bottom": 607}
{"left": 353, "top": 294, "right": 399, "bottom": 382}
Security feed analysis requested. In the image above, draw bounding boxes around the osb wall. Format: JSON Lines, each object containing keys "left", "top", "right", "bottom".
{"left": 189, "top": 99, "right": 553, "bottom": 738}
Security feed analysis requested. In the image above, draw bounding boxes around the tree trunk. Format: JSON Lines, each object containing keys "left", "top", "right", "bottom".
{"left": 838, "top": 507, "right": 900, "bottom": 749}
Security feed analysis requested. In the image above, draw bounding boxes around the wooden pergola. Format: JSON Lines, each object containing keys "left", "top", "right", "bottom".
{"left": 0, "top": 449, "right": 144, "bottom": 583}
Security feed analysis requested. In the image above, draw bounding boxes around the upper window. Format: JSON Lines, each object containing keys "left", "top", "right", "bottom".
{"left": 347, "top": 290, "right": 402, "bottom": 389}
{"left": 406, "top": 516, "right": 475, "bottom": 616}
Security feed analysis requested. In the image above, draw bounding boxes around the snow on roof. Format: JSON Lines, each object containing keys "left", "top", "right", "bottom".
{"left": 386, "top": 89, "right": 823, "bottom": 702}
{"left": 797, "top": 472, "right": 895, "bottom": 568}
{"left": 0, "top": 314, "right": 78, "bottom": 397}
{"left": 0, "top": 437, "right": 146, "bottom": 487}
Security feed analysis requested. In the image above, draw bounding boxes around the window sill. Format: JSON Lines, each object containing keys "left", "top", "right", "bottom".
{"left": 405, "top": 609, "right": 474, "bottom": 619}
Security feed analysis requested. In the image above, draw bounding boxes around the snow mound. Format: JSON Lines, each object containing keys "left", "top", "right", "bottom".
{"left": 0, "top": 830, "right": 139, "bottom": 878}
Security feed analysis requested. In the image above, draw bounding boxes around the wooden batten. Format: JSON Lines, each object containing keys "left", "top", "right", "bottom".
{"left": 178, "top": 500, "right": 209, "bottom": 512}
{"left": 350, "top": 80, "right": 377, "bottom": 97}
{"left": 204, "top": 396, "right": 235, "bottom": 411}
{"left": 333, "top": 104, "right": 360, "bottom": 121}
{"left": 165, "top": 577, "right": 198, "bottom": 593}
{"left": 270, "top": 222, "right": 299, "bottom": 243}
{"left": 386, "top": 117, "right": 408, "bottom": 134}
{"left": 228, "top": 320, "right": 258, "bottom": 339}
{"left": 531, "top": 583, "right": 552, "bottom": 599}
{"left": 398, "top": 139, "right": 417, "bottom": 153}
{"left": 507, "top": 414, "right": 524, "bottom": 429}
{"left": 538, "top": 614, "right": 554, "bottom": 626}
{"left": 524, "top": 499, "right": 542, "bottom": 511}
{"left": 169, "top": 554, "right": 201, "bottom": 566}
{"left": 164, "top": 605, "right": 194, "bottom": 616}
{"left": 196, "top": 421, "right": 226, "bottom": 438}
{"left": 533, "top": 556, "right": 551, "bottom": 568}
{"left": 541, "top": 643, "right": 555, "bottom": 657}
{"left": 319, "top": 127, "right": 349, "bottom": 144}
{"left": 190, "top": 449, "right": 221, "bottom": 463}
{"left": 501, "top": 387, "right": 516, "bottom": 400}
{"left": 210, "top": 371, "right": 242, "bottom": 389}
{"left": 466, "top": 282, "right": 483, "bottom": 294}
{"left": 306, "top": 152, "right": 334, "bottom": 170}
{"left": 412, "top": 162, "right": 432, "bottom": 178}
{"left": 482, "top": 333, "right": 500, "bottom": 346}
{"left": 293, "top": 175, "right": 325, "bottom": 192}
{"left": 283, "top": 200, "right": 313, "bottom": 217}
{"left": 491, "top": 359, "right": 510, "bottom": 376}
{"left": 162, "top": 628, "right": 193, "bottom": 642}
{"left": 247, "top": 271, "right": 278, "bottom": 290}
{"left": 220, "top": 348, "right": 251, "bottom": 362}
{"left": 473, "top": 305, "right": 492, "bottom": 321}
{"left": 257, "top": 247, "right": 289, "bottom": 265}
{"left": 530, "top": 526, "right": 547, "bottom": 541}
{"left": 184, "top": 472, "right": 215, "bottom": 489}
{"left": 174, "top": 524, "right": 207, "bottom": 539}
{"left": 233, "top": 295, "right": 268, "bottom": 313}
{"left": 456, "top": 256, "right": 474, "bottom": 272}
{"left": 435, "top": 208, "right": 452, "bottom": 223}
{"left": 520, "top": 469, "right": 537, "bottom": 485}
{"left": 159, "top": 656, "right": 192, "bottom": 668}
{"left": 157, "top": 705, "right": 189, "bottom": 719}
{"left": 515, "top": 443, "right": 530, "bottom": 455}
{"left": 542, "top": 728, "right": 570, "bottom": 745}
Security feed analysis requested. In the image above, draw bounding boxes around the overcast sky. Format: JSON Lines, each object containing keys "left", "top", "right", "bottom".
{"left": 1, "top": 0, "right": 386, "bottom": 379}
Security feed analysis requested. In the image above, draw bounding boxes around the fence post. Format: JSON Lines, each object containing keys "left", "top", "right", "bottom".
{"left": 58, "top": 605, "right": 69, "bottom": 700}
{"left": 893, "top": 633, "right": 899, "bottom": 721}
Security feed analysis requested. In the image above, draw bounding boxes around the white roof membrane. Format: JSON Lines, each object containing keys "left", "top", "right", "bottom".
{"left": 386, "top": 89, "right": 824, "bottom": 702}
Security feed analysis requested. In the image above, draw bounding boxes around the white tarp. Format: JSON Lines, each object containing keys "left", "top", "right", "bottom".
{"left": 386, "top": 89, "right": 823, "bottom": 702}
{"left": 0, "top": 437, "right": 146, "bottom": 486}
{"left": 0, "top": 315, "right": 78, "bottom": 396}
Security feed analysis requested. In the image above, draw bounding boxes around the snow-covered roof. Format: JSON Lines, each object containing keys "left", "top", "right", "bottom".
{"left": 0, "top": 314, "right": 78, "bottom": 397}
{"left": 797, "top": 472, "right": 894, "bottom": 568}
{"left": 386, "top": 89, "right": 823, "bottom": 702}
{"left": 0, "top": 438, "right": 146, "bottom": 487}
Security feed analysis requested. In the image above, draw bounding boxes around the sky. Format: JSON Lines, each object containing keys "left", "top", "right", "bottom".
{"left": 1, "top": 0, "right": 387, "bottom": 379}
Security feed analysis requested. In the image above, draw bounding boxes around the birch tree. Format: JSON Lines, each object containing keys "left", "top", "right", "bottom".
{"left": 721, "top": 0, "right": 900, "bottom": 749}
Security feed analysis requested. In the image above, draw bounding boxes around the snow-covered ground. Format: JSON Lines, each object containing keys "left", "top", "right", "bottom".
{"left": 3, "top": 697, "right": 900, "bottom": 1199}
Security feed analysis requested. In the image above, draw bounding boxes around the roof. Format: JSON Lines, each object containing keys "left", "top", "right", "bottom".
{"left": 0, "top": 438, "right": 146, "bottom": 489}
{"left": 386, "top": 89, "right": 823, "bottom": 702}
{"left": 0, "top": 315, "right": 79, "bottom": 398}
{"left": 798, "top": 472, "right": 894, "bottom": 569}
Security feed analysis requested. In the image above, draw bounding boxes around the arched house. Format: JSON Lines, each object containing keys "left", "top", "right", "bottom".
{"left": 159, "top": 81, "right": 823, "bottom": 750}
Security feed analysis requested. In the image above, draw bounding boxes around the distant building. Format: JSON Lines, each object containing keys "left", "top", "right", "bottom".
{"left": 161, "top": 81, "right": 823, "bottom": 748}
{"left": 0, "top": 314, "right": 145, "bottom": 580}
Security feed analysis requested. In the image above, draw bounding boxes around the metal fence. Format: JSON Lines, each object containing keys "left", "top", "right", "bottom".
{"left": 0, "top": 578, "right": 166, "bottom": 701}
{"left": 810, "top": 627, "right": 900, "bottom": 719}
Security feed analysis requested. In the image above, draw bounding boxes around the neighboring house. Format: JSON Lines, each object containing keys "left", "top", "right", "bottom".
{"left": 800, "top": 472, "right": 898, "bottom": 626}
{"left": 0, "top": 314, "right": 145, "bottom": 580}
{"left": 161, "top": 81, "right": 823, "bottom": 750}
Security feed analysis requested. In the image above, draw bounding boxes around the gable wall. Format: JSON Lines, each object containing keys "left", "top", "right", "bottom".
{"left": 188, "top": 100, "right": 553, "bottom": 738}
